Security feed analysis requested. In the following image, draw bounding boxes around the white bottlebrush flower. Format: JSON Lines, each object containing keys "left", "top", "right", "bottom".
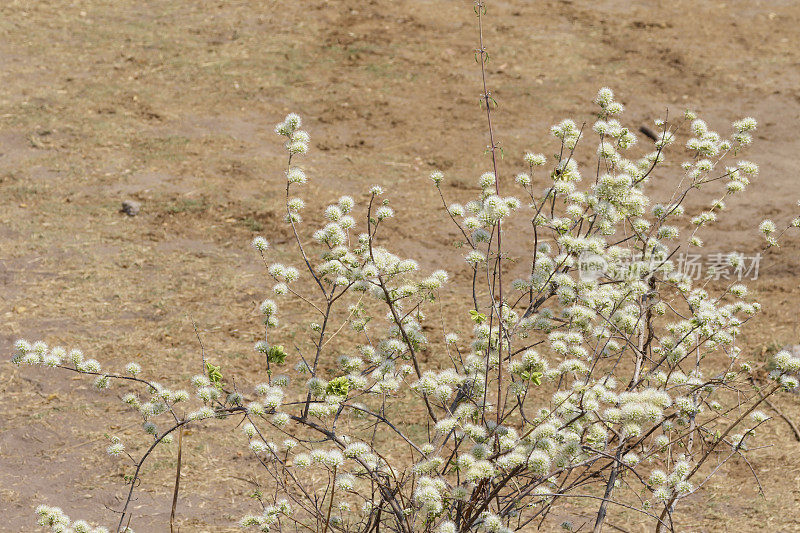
{"left": 324, "top": 205, "right": 342, "bottom": 222}
{"left": 594, "top": 87, "right": 614, "bottom": 107}
{"left": 106, "top": 442, "right": 125, "bottom": 457}
{"left": 79, "top": 359, "right": 101, "bottom": 373}
{"left": 293, "top": 453, "right": 311, "bottom": 468}
{"left": 69, "top": 350, "right": 83, "bottom": 366}
{"left": 733, "top": 117, "right": 757, "bottom": 133}
{"left": 773, "top": 351, "right": 800, "bottom": 373}
{"left": 465, "top": 250, "right": 486, "bottom": 265}
{"left": 335, "top": 474, "right": 355, "bottom": 491}
{"left": 173, "top": 390, "right": 190, "bottom": 403}
{"left": 247, "top": 402, "right": 266, "bottom": 416}
{"left": 287, "top": 140, "right": 308, "bottom": 154}
{"left": 478, "top": 171, "right": 496, "bottom": 188}
{"left": 674, "top": 480, "right": 694, "bottom": 495}
{"left": 649, "top": 469, "right": 667, "bottom": 486}
{"left": 249, "top": 440, "right": 268, "bottom": 454}
{"left": 42, "top": 353, "right": 62, "bottom": 367}
{"left": 282, "top": 113, "right": 301, "bottom": 131}
{"left": 448, "top": 203, "right": 465, "bottom": 217}
{"left": 482, "top": 513, "right": 503, "bottom": 532}
{"left": 272, "top": 412, "right": 290, "bottom": 428}
{"left": 344, "top": 442, "right": 371, "bottom": 459}
{"left": 465, "top": 459, "right": 495, "bottom": 481}
{"left": 191, "top": 374, "right": 211, "bottom": 388}
{"left": 287, "top": 197, "right": 305, "bottom": 212}
{"left": 376, "top": 206, "right": 394, "bottom": 220}
{"left": 251, "top": 236, "right": 270, "bottom": 251}
{"left": 324, "top": 450, "right": 345, "bottom": 468}
{"left": 524, "top": 152, "right": 547, "bottom": 166}
{"left": 606, "top": 101, "right": 624, "bottom": 115}
{"left": 29, "top": 340, "right": 48, "bottom": 354}
{"left": 273, "top": 282, "right": 288, "bottom": 295}
{"left": 286, "top": 168, "right": 307, "bottom": 184}
{"left": 653, "top": 486, "right": 671, "bottom": 502}
{"left": 436, "top": 417, "right": 458, "bottom": 434}
{"left": 439, "top": 521, "right": 457, "bottom": 533}
{"left": 72, "top": 520, "right": 92, "bottom": 533}
{"left": 260, "top": 299, "right": 277, "bottom": 316}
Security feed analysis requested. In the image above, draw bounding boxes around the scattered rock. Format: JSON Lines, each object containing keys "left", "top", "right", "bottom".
{"left": 121, "top": 200, "right": 141, "bottom": 216}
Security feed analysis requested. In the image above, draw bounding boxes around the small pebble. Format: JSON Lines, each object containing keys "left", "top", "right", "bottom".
{"left": 121, "top": 200, "right": 141, "bottom": 216}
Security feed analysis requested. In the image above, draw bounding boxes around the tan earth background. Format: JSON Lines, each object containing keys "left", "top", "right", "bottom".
{"left": 2, "top": 0, "right": 800, "bottom": 531}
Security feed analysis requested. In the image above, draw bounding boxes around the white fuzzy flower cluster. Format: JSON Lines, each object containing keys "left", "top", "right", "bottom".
{"left": 106, "top": 435, "right": 125, "bottom": 457}
{"left": 411, "top": 369, "right": 465, "bottom": 403}
{"left": 414, "top": 476, "right": 446, "bottom": 516}
{"left": 12, "top": 340, "right": 95, "bottom": 373}
{"left": 258, "top": 297, "right": 279, "bottom": 328}
{"left": 275, "top": 113, "right": 309, "bottom": 155}
{"left": 769, "top": 350, "right": 800, "bottom": 390}
{"left": 551, "top": 119, "right": 581, "bottom": 150}
{"left": 759, "top": 219, "right": 778, "bottom": 246}
{"left": 35, "top": 505, "right": 117, "bottom": 533}
{"left": 275, "top": 113, "right": 312, "bottom": 224}
{"left": 240, "top": 500, "right": 291, "bottom": 532}
{"left": 594, "top": 87, "right": 624, "bottom": 117}
{"left": 686, "top": 117, "right": 727, "bottom": 156}
{"left": 648, "top": 457, "right": 694, "bottom": 504}
{"left": 448, "top": 173, "right": 521, "bottom": 267}
{"left": 594, "top": 117, "right": 636, "bottom": 150}
{"left": 251, "top": 235, "right": 270, "bottom": 252}
{"left": 254, "top": 381, "right": 285, "bottom": 413}
{"left": 12, "top": 340, "right": 196, "bottom": 444}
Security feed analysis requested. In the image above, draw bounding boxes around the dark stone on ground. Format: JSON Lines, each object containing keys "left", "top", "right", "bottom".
{"left": 121, "top": 200, "right": 141, "bottom": 216}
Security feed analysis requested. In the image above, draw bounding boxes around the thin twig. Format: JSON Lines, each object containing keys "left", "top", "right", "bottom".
{"left": 751, "top": 377, "right": 800, "bottom": 441}
{"left": 322, "top": 465, "right": 337, "bottom": 533}
{"left": 170, "top": 426, "right": 184, "bottom": 533}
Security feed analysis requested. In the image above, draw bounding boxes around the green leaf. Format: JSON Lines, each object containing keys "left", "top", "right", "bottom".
{"left": 325, "top": 376, "right": 350, "bottom": 397}
{"left": 521, "top": 371, "right": 542, "bottom": 386}
{"left": 469, "top": 310, "right": 486, "bottom": 324}
{"left": 267, "top": 345, "right": 287, "bottom": 365}
{"left": 205, "top": 361, "right": 224, "bottom": 389}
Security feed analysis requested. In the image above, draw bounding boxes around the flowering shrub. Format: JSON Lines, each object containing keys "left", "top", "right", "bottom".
{"left": 13, "top": 3, "right": 800, "bottom": 533}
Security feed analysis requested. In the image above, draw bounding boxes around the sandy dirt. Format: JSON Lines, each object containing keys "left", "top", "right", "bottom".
{"left": 2, "top": 0, "right": 800, "bottom": 531}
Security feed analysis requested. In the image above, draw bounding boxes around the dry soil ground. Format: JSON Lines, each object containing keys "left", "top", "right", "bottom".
{"left": 2, "top": 0, "right": 800, "bottom": 531}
